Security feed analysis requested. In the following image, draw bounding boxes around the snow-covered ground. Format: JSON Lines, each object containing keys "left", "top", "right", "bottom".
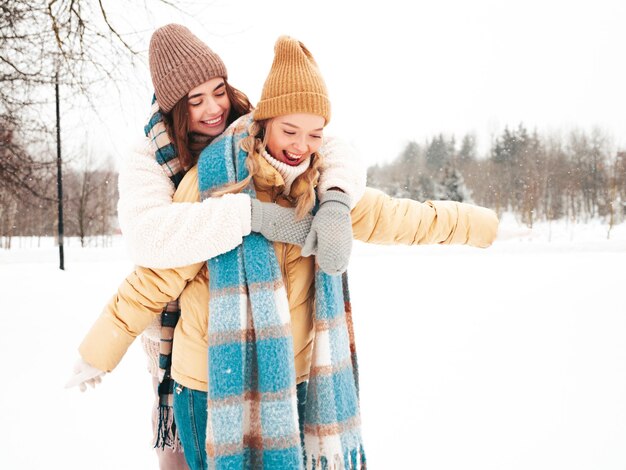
{"left": 1, "top": 216, "right": 625, "bottom": 469}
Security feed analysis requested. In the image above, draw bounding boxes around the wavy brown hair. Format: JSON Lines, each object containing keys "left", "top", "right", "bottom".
{"left": 213, "top": 119, "right": 323, "bottom": 219}
{"left": 162, "top": 80, "right": 253, "bottom": 170}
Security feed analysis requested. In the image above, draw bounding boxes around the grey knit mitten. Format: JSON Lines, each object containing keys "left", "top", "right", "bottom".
{"left": 250, "top": 199, "right": 313, "bottom": 246}
{"left": 301, "top": 190, "right": 353, "bottom": 275}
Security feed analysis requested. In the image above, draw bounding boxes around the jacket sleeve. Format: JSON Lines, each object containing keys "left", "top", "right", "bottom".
{"left": 78, "top": 261, "right": 204, "bottom": 372}
{"left": 117, "top": 139, "right": 252, "bottom": 269}
{"left": 317, "top": 136, "right": 367, "bottom": 209}
{"left": 350, "top": 187, "right": 499, "bottom": 247}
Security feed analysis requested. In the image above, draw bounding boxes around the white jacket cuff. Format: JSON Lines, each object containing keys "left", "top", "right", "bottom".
{"left": 318, "top": 136, "right": 367, "bottom": 208}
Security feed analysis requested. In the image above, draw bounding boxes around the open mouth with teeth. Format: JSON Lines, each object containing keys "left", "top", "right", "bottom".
{"left": 283, "top": 150, "right": 305, "bottom": 165}
{"left": 201, "top": 114, "right": 224, "bottom": 127}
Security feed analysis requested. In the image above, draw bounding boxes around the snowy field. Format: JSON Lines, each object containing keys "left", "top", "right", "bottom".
{"left": 1, "top": 215, "right": 625, "bottom": 470}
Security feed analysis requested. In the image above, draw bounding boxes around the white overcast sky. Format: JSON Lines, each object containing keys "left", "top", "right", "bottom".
{"left": 87, "top": 0, "right": 626, "bottom": 167}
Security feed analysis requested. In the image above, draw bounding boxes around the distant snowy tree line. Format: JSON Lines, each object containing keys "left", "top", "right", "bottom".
{"left": 3, "top": 122, "right": 625, "bottom": 249}
{"left": 0, "top": 150, "right": 118, "bottom": 249}
{"left": 368, "top": 124, "right": 626, "bottom": 229}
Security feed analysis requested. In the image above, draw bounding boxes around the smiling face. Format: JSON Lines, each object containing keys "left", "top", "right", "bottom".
{"left": 186, "top": 77, "right": 232, "bottom": 137}
{"left": 265, "top": 113, "right": 325, "bottom": 166}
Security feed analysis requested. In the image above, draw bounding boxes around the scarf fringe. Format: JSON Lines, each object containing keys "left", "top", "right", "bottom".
{"left": 154, "top": 404, "right": 183, "bottom": 452}
{"left": 303, "top": 445, "right": 367, "bottom": 470}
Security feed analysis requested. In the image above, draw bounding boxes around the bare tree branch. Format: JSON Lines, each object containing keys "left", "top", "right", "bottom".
{"left": 97, "top": 0, "right": 136, "bottom": 53}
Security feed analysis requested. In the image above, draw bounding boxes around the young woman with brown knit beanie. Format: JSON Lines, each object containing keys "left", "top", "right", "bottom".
{"left": 72, "top": 35, "right": 499, "bottom": 470}
{"left": 66, "top": 24, "right": 366, "bottom": 470}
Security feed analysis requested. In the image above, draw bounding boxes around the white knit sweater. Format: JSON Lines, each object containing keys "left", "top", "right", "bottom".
{"left": 117, "top": 136, "right": 367, "bottom": 269}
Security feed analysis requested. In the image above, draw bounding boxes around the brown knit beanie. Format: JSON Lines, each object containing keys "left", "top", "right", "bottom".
{"left": 254, "top": 36, "right": 330, "bottom": 124}
{"left": 149, "top": 24, "right": 227, "bottom": 113}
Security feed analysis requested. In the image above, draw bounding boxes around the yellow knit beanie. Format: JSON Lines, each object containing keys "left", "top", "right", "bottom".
{"left": 254, "top": 36, "right": 330, "bottom": 124}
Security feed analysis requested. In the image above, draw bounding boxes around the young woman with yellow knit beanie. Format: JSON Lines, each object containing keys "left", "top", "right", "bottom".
{"left": 67, "top": 24, "right": 366, "bottom": 470}
{"left": 72, "top": 35, "right": 498, "bottom": 469}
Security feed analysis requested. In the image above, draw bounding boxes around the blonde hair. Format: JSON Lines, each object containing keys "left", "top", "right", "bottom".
{"left": 213, "top": 119, "right": 323, "bottom": 219}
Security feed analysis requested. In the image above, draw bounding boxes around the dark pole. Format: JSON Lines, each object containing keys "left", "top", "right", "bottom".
{"left": 55, "top": 68, "right": 65, "bottom": 270}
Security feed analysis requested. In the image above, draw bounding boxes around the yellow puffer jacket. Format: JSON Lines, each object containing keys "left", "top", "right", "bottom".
{"left": 79, "top": 158, "right": 498, "bottom": 391}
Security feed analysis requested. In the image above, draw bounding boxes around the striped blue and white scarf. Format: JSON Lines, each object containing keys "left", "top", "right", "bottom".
{"left": 198, "top": 113, "right": 366, "bottom": 469}
{"left": 144, "top": 96, "right": 186, "bottom": 187}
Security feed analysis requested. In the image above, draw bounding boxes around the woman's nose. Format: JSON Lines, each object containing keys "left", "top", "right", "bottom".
{"left": 292, "top": 136, "right": 307, "bottom": 153}
{"left": 202, "top": 98, "right": 221, "bottom": 115}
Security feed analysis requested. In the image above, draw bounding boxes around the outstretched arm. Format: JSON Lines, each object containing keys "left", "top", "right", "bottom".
{"left": 78, "top": 261, "right": 203, "bottom": 373}
{"left": 351, "top": 187, "right": 499, "bottom": 247}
